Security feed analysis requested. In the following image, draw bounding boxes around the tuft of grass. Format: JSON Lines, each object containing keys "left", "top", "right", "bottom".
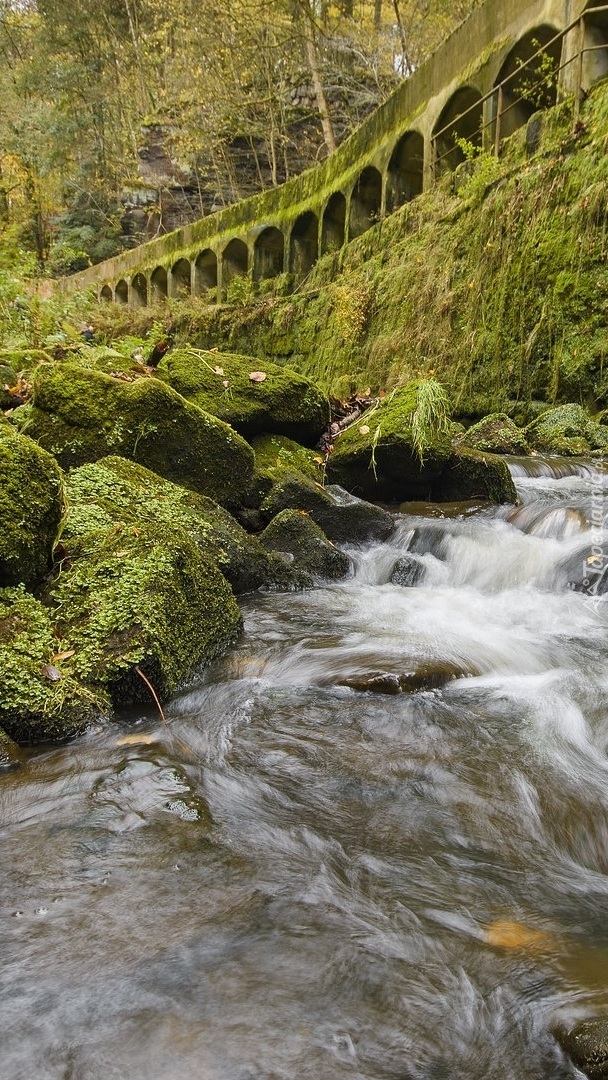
{"left": 410, "top": 378, "right": 452, "bottom": 463}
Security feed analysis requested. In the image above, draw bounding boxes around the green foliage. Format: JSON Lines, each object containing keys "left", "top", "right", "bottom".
{"left": 410, "top": 377, "right": 452, "bottom": 463}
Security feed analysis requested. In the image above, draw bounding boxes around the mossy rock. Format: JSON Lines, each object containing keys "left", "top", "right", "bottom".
{"left": 260, "top": 470, "right": 395, "bottom": 543}
{"left": 159, "top": 348, "right": 329, "bottom": 445}
{"left": 557, "top": 1018, "right": 608, "bottom": 1079}
{"left": 245, "top": 433, "right": 325, "bottom": 504}
{"left": 461, "top": 413, "right": 529, "bottom": 455}
{"left": 259, "top": 510, "right": 351, "bottom": 581}
{"left": 432, "top": 447, "right": 517, "bottom": 504}
{"left": 0, "top": 424, "right": 64, "bottom": 590}
{"left": 326, "top": 382, "right": 453, "bottom": 502}
{"left": 525, "top": 403, "right": 600, "bottom": 455}
{"left": 0, "top": 586, "right": 110, "bottom": 744}
{"left": 66, "top": 456, "right": 279, "bottom": 594}
{"left": 49, "top": 520, "right": 242, "bottom": 703}
{"left": 26, "top": 362, "right": 254, "bottom": 506}
{"left": 0, "top": 364, "right": 17, "bottom": 409}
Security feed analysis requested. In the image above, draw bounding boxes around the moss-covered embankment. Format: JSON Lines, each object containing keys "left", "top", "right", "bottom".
{"left": 159, "top": 82, "right": 608, "bottom": 420}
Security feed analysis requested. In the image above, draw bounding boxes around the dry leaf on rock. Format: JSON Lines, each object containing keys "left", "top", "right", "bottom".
{"left": 249, "top": 371, "right": 267, "bottom": 382}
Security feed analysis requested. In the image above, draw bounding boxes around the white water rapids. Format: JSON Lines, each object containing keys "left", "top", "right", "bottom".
{"left": 2, "top": 457, "right": 608, "bottom": 1079}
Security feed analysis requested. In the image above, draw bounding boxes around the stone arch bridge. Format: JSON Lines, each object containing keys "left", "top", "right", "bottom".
{"left": 65, "top": 0, "right": 608, "bottom": 305}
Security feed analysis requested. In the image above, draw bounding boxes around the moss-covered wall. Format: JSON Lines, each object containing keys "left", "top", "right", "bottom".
{"left": 62, "top": 0, "right": 586, "bottom": 301}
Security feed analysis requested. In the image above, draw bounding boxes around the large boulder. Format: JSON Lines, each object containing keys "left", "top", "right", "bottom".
{"left": 0, "top": 586, "right": 110, "bottom": 744}
{"left": 159, "top": 348, "right": 330, "bottom": 445}
{"left": 66, "top": 456, "right": 280, "bottom": 594}
{"left": 557, "top": 1018, "right": 608, "bottom": 1078}
{"left": 0, "top": 423, "right": 64, "bottom": 589}
{"left": 526, "top": 403, "right": 608, "bottom": 456}
{"left": 26, "top": 362, "right": 254, "bottom": 506}
{"left": 460, "top": 412, "right": 529, "bottom": 455}
{"left": 245, "top": 433, "right": 326, "bottom": 504}
{"left": 327, "top": 382, "right": 516, "bottom": 504}
{"left": 259, "top": 471, "right": 395, "bottom": 543}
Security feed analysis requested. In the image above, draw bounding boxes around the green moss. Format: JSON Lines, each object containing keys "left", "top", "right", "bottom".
{"left": 0, "top": 364, "right": 17, "bottom": 408}
{"left": 461, "top": 413, "right": 529, "bottom": 455}
{"left": 259, "top": 509, "right": 350, "bottom": 581}
{"left": 0, "top": 424, "right": 65, "bottom": 589}
{"left": 66, "top": 455, "right": 276, "bottom": 593}
{"left": 26, "top": 362, "right": 254, "bottom": 506}
{"left": 159, "top": 347, "right": 329, "bottom": 445}
{"left": 525, "top": 403, "right": 597, "bottom": 455}
{"left": 0, "top": 585, "right": 110, "bottom": 743}
{"left": 49, "top": 519, "right": 242, "bottom": 701}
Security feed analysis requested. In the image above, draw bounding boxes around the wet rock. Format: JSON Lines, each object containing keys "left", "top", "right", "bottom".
{"left": 0, "top": 423, "right": 64, "bottom": 590}
{"left": 557, "top": 1018, "right": 608, "bottom": 1078}
{"left": 559, "top": 545, "right": 608, "bottom": 598}
{"left": 260, "top": 471, "right": 395, "bottom": 544}
{"left": 159, "top": 348, "right": 329, "bottom": 445}
{"left": 259, "top": 509, "right": 351, "bottom": 582}
{"left": 27, "top": 362, "right": 254, "bottom": 507}
{"left": 0, "top": 727, "right": 22, "bottom": 769}
{"left": 340, "top": 662, "right": 475, "bottom": 694}
{"left": 408, "top": 524, "right": 451, "bottom": 560}
{"left": 245, "top": 433, "right": 326, "bottom": 506}
{"left": 390, "top": 553, "right": 427, "bottom": 587}
{"left": 460, "top": 412, "right": 529, "bottom": 455}
{"left": 432, "top": 447, "right": 517, "bottom": 504}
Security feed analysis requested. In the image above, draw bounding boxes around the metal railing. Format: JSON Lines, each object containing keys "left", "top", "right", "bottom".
{"left": 430, "top": 6, "right": 608, "bottom": 178}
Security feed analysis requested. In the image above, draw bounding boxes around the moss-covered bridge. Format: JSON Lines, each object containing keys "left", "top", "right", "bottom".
{"left": 65, "top": 0, "right": 608, "bottom": 305}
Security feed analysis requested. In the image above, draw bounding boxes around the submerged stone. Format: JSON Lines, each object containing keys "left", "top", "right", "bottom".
{"left": 390, "top": 553, "right": 427, "bottom": 587}
{"left": 0, "top": 423, "right": 64, "bottom": 590}
{"left": 557, "top": 1018, "right": 608, "bottom": 1079}
{"left": 159, "top": 348, "right": 329, "bottom": 445}
{"left": 340, "top": 661, "right": 475, "bottom": 694}
{"left": 26, "top": 362, "right": 254, "bottom": 506}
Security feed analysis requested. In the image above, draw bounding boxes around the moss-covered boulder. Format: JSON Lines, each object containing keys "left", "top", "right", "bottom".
{"left": 159, "top": 348, "right": 329, "bottom": 445}
{"left": 245, "top": 433, "right": 325, "bottom": 504}
{"left": 66, "top": 456, "right": 278, "bottom": 594}
{"left": 259, "top": 471, "right": 395, "bottom": 543}
{"left": 525, "top": 403, "right": 608, "bottom": 455}
{"left": 49, "top": 520, "right": 242, "bottom": 703}
{"left": 0, "top": 363, "right": 17, "bottom": 409}
{"left": 259, "top": 510, "right": 351, "bottom": 582}
{"left": 461, "top": 413, "right": 529, "bottom": 455}
{"left": 432, "top": 447, "right": 518, "bottom": 504}
{"left": 0, "top": 586, "right": 109, "bottom": 743}
{"left": 0, "top": 424, "right": 64, "bottom": 589}
{"left": 327, "top": 382, "right": 454, "bottom": 502}
{"left": 26, "top": 362, "right": 254, "bottom": 505}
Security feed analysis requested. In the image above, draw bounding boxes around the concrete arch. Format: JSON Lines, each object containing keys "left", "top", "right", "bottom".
{"left": 433, "top": 86, "right": 484, "bottom": 175}
{"left": 386, "top": 131, "right": 424, "bottom": 213}
{"left": 195, "top": 249, "right": 218, "bottom": 294}
{"left": 321, "top": 193, "right": 346, "bottom": 255}
{"left": 494, "top": 26, "right": 561, "bottom": 144}
{"left": 115, "top": 280, "right": 128, "bottom": 305}
{"left": 289, "top": 212, "right": 319, "bottom": 278}
{"left": 222, "top": 238, "right": 248, "bottom": 290}
{"left": 582, "top": 1, "right": 608, "bottom": 89}
{"left": 349, "top": 166, "right": 382, "bottom": 239}
{"left": 253, "top": 227, "right": 285, "bottom": 281}
{"left": 131, "top": 273, "right": 148, "bottom": 308}
{"left": 100, "top": 284, "right": 113, "bottom": 302}
{"left": 170, "top": 258, "right": 192, "bottom": 297}
{"left": 150, "top": 266, "right": 168, "bottom": 301}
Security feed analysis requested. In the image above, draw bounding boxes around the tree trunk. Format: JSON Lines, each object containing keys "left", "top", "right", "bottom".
{"left": 298, "top": 0, "right": 337, "bottom": 154}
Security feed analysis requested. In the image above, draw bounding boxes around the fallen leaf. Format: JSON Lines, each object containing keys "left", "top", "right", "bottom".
{"left": 115, "top": 551, "right": 128, "bottom": 557}
{"left": 52, "top": 649, "right": 75, "bottom": 662}
{"left": 249, "top": 371, "right": 267, "bottom": 382}
{"left": 116, "top": 733, "right": 156, "bottom": 747}
{"left": 359, "top": 424, "right": 370, "bottom": 435}
{"left": 42, "top": 664, "right": 62, "bottom": 682}
{"left": 313, "top": 456, "right": 324, "bottom": 464}
{"left": 222, "top": 380, "right": 230, "bottom": 388}
{"left": 484, "top": 919, "right": 554, "bottom": 953}
{"left": 214, "top": 366, "right": 224, "bottom": 375}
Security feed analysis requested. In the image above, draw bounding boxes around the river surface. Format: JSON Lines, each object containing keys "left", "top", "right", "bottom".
{"left": 3, "top": 458, "right": 608, "bottom": 1079}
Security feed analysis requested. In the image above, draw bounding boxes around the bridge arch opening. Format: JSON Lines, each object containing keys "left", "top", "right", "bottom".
{"left": 150, "top": 266, "right": 168, "bottom": 302}
{"left": 386, "top": 131, "right": 424, "bottom": 213}
{"left": 253, "top": 227, "right": 285, "bottom": 281}
{"left": 131, "top": 273, "right": 148, "bottom": 308}
{"left": 289, "top": 212, "right": 319, "bottom": 278}
{"left": 100, "top": 284, "right": 113, "bottom": 302}
{"left": 222, "top": 238, "right": 249, "bottom": 291}
{"left": 582, "top": 2, "right": 608, "bottom": 89}
{"left": 115, "top": 279, "right": 128, "bottom": 305}
{"left": 171, "top": 258, "right": 192, "bottom": 297}
{"left": 494, "top": 26, "right": 561, "bottom": 145}
{"left": 195, "top": 249, "right": 218, "bottom": 294}
{"left": 349, "top": 166, "right": 382, "bottom": 239}
{"left": 321, "top": 193, "right": 346, "bottom": 255}
{"left": 433, "top": 87, "right": 483, "bottom": 175}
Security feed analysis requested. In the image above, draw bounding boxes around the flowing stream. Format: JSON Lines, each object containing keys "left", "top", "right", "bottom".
{"left": 3, "top": 458, "right": 608, "bottom": 1079}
